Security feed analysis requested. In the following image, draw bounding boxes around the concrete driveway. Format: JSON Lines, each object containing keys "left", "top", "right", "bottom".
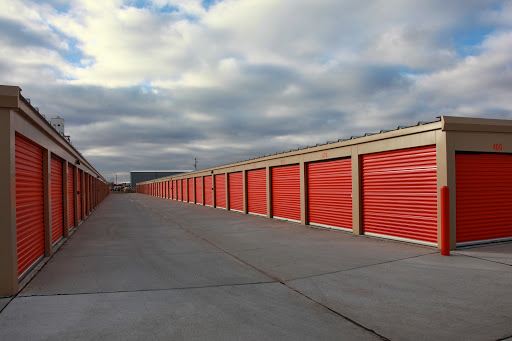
{"left": 1, "top": 194, "right": 511, "bottom": 340}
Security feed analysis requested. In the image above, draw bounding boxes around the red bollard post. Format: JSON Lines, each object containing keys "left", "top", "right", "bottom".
{"left": 441, "top": 186, "right": 450, "bottom": 256}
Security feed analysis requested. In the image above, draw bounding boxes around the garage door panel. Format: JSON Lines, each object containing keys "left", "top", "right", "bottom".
{"left": 247, "top": 169, "right": 266, "bottom": 215}
{"left": 272, "top": 165, "right": 300, "bottom": 222}
{"left": 187, "top": 178, "right": 193, "bottom": 203}
{"left": 195, "top": 178, "right": 203, "bottom": 204}
{"left": 204, "top": 176, "right": 213, "bottom": 206}
{"left": 177, "top": 180, "right": 182, "bottom": 200}
{"left": 307, "top": 158, "right": 352, "bottom": 229}
{"left": 456, "top": 153, "right": 512, "bottom": 243}
{"left": 51, "top": 157, "right": 64, "bottom": 245}
{"left": 77, "top": 171, "right": 82, "bottom": 221}
{"left": 215, "top": 174, "right": 226, "bottom": 209}
{"left": 228, "top": 172, "right": 243, "bottom": 211}
{"left": 15, "top": 134, "right": 45, "bottom": 277}
{"left": 362, "top": 145, "right": 437, "bottom": 244}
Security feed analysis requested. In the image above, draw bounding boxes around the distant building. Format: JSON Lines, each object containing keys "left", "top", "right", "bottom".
{"left": 51, "top": 116, "right": 71, "bottom": 142}
{"left": 130, "top": 170, "right": 192, "bottom": 189}
{"left": 51, "top": 116, "right": 65, "bottom": 134}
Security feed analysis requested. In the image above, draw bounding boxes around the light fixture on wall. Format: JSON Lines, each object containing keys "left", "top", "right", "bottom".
{"left": 75, "top": 160, "right": 81, "bottom": 165}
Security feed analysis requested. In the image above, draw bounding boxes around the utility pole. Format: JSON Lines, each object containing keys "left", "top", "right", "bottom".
{"left": 115, "top": 174, "right": 117, "bottom": 184}
{"left": 194, "top": 158, "right": 198, "bottom": 170}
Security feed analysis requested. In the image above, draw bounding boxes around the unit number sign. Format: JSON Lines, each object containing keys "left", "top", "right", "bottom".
{"left": 493, "top": 143, "right": 503, "bottom": 151}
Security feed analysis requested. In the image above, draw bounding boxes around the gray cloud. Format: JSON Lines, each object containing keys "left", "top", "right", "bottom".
{"left": 1, "top": 0, "right": 511, "bottom": 182}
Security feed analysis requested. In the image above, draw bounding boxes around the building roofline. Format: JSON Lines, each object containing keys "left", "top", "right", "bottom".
{"left": 130, "top": 170, "right": 194, "bottom": 173}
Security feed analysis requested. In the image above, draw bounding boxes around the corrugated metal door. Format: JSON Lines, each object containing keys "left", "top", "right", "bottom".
{"left": 362, "top": 145, "right": 437, "bottom": 244}
{"left": 51, "top": 156, "right": 64, "bottom": 245}
{"left": 77, "top": 170, "right": 83, "bottom": 221}
{"left": 204, "top": 176, "right": 213, "bottom": 206}
{"left": 229, "top": 172, "right": 243, "bottom": 211}
{"left": 307, "top": 158, "right": 352, "bottom": 230}
{"left": 188, "top": 178, "right": 194, "bottom": 203}
{"left": 15, "top": 134, "right": 45, "bottom": 277}
{"left": 272, "top": 165, "right": 301, "bottom": 222}
{"left": 173, "top": 180, "right": 177, "bottom": 200}
{"left": 178, "top": 180, "right": 182, "bottom": 201}
{"left": 195, "top": 177, "right": 203, "bottom": 204}
{"left": 183, "top": 179, "right": 188, "bottom": 201}
{"left": 247, "top": 168, "right": 266, "bottom": 215}
{"left": 88, "top": 175, "right": 91, "bottom": 212}
{"left": 456, "top": 153, "right": 512, "bottom": 245}
{"left": 215, "top": 174, "right": 226, "bottom": 209}
{"left": 67, "top": 164, "right": 75, "bottom": 230}
{"left": 85, "top": 174, "right": 89, "bottom": 215}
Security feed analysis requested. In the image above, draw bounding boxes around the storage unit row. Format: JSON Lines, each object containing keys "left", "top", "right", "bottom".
{"left": 1, "top": 85, "right": 109, "bottom": 296}
{"left": 137, "top": 116, "right": 512, "bottom": 252}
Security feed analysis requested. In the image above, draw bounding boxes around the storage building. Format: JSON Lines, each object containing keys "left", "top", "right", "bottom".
{"left": 0, "top": 85, "right": 109, "bottom": 296}
{"left": 137, "top": 116, "right": 512, "bottom": 250}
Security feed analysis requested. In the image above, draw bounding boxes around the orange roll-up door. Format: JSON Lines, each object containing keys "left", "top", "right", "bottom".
{"left": 195, "top": 177, "right": 203, "bottom": 204}
{"left": 204, "top": 176, "right": 213, "bottom": 206}
{"left": 307, "top": 158, "right": 352, "bottom": 230}
{"left": 183, "top": 179, "right": 188, "bottom": 201}
{"left": 15, "top": 134, "right": 45, "bottom": 277}
{"left": 188, "top": 178, "right": 193, "bottom": 203}
{"left": 77, "top": 170, "right": 83, "bottom": 221}
{"left": 50, "top": 156, "right": 64, "bottom": 245}
{"left": 67, "top": 164, "right": 75, "bottom": 230}
{"left": 272, "top": 165, "right": 301, "bottom": 222}
{"left": 173, "top": 180, "right": 177, "bottom": 199}
{"left": 85, "top": 174, "right": 89, "bottom": 214}
{"left": 247, "top": 168, "right": 266, "bottom": 215}
{"left": 362, "top": 145, "right": 437, "bottom": 244}
{"left": 215, "top": 174, "right": 226, "bottom": 208}
{"left": 178, "top": 180, "right": 182, "bottom": 201}
{"left": 229, "top": 172, "right": 243, "bottom": 211}
{"left": 456, "top": 153, "right": 512, "bottom": 245}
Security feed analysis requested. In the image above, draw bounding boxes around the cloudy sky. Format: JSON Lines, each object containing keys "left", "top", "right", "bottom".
{"left": 1, "top": 0, "right": 512, "bottom": 182}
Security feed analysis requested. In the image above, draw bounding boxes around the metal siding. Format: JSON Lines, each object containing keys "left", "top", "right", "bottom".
{"left": 15, "top": 134, "right": 45, "bottom": 277}
{"left": 67, "top": 164, "right": 75, "bottom": 229}
{"left": 272, "top": 165, "right": 301, "bottom": 221}
{"left": 50, "top": 157, "right": 64, "bottom": 244}
{"left": 362, "top": 145, "right": 437, "bottom": 243}
{"left": 307, "top": 158, "right": 352, "bottom": 229}
{"left": 215, "top": 174, "right": 226, "bottom": 208}
{"left": 204, "top": 176, "right": 213, "bottom": 206}
{"left": 188, "top": 178, "right": 194, "bottom": 202}
{"left": 247, "top": 168, "right": 267, "bottom": 215}
{"left": 456, "top": 153, "right": 512, "bottom": 243}
{"left": 195, "top": 177, "right": 203, "bottom": 204}
{"left": 77, "top": 170, "right": 82, "bottom": 221}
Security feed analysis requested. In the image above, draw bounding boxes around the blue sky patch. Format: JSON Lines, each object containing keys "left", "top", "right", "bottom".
{"left": 453, "top": 27, "right": 494, "bottom": 57}
{"left": 202, "top": 0, "right": 219, "bottom": 10}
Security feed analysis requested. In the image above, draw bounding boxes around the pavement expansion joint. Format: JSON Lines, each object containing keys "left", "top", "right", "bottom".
{"left": 452, "top": 252, "right": 512, "bottom": 268}
{"left": 17, "top": 281, "right": 278, "bottom": 299}
{"left": 281, "top": 282, "right": 391, "bottom": 341}
{"left": 0, "top": 298, "right": 13, "bottom": 314}
{"left": 284, "top": 251, "right": 439, "bottom": 282}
